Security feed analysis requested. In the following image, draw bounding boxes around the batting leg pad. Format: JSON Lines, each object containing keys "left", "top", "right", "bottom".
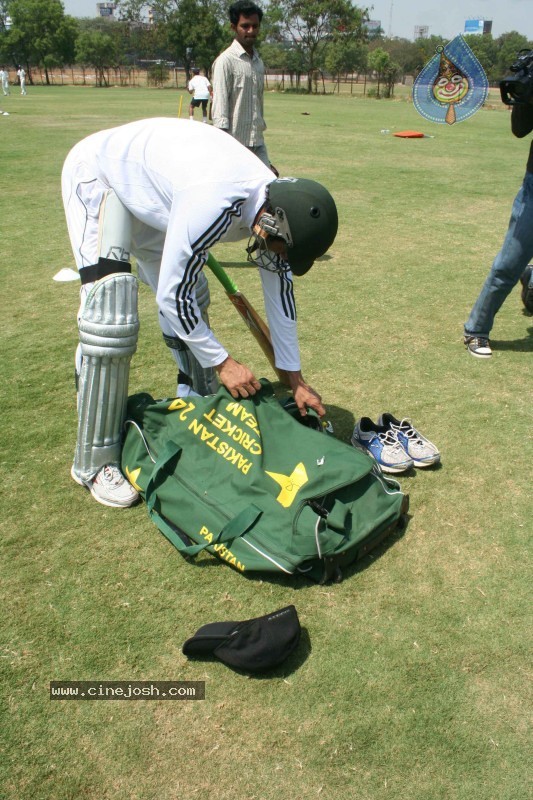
{"left": 163, "top": 335, "right": 219, "bottom": 397}
{"left": 74, "top": 273, "right": 140, "bottom": 482}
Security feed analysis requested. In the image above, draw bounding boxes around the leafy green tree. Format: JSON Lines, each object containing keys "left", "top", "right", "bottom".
{"left": 284, "top": 45, "right": 306, "bottom": 88}
{"left": 372, "top": 36, "right": 419, "bottom": 80}
{"left": 259, "top": 41, "right": 286, "bottom": 69}
{"left": 57, "top": 14, "right": 78, "bottom": 61}
{"left": 115, "top": 0, "right": 150, "bottom": 22}
{"left": 413, "top": 34, "right": 446, "bottom": 75}
{"left": 1, "top": 0, "right": 79, "bottom": 82}
{"left": 0, "top": 20, "right": 28, "bottom": 69}
{"left": 259, "top": 41, "right": 298, "bottom": 87}
{"left": 115, "top": 0, "right": 226, "bottom": 24}
{"left": 166, "top": 0, "right": 224, "bottom": 78}
{"left": 267, "top": 0, "right": 368, "bottom": 93}
{"left": 77, "top": 16, "right": 171, "bottom": 66}
{"left": 146, "top": 60, "right": 169, "bottom": 85}
{"left": 367, "top": 47, "right": 399, "bottom": 97}
{"left": 324, "top": 38, "right": 367, "bottom": 88}
{"left": 261, "top": 43, "right": 306, "bottom": 89}
{"left": 122, "top": 19, "right": 170, "bottom": 64}
{"left": 493, "top": 31, "right": 533, "bottom": 80}
{"left": 462, "top": 33, "right": 498, "bottom": 80}
{"left": 0, "top": 0, "right": 11, "bottom": 32}
{"left": 75, "top": 29, "right": 120, "bottom": 86}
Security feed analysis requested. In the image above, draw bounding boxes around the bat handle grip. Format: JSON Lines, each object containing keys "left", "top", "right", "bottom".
{"left": 206, "top": 252, "right": 238, "bottom": 295}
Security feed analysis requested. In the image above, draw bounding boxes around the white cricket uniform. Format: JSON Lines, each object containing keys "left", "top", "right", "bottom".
{"left": 62, "top": 118, "right": 300, "bottom": 372}
{"left": 17, "top": 68, "right": 26, "bottom": 94}
{"left": 0, "top": 69, "right": 9, "bottom": 95}
{"left": 188, "top": 75, "right": 211, "bottom": 100}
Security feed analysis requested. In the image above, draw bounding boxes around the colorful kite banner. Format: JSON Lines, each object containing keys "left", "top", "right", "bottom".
{"left": 413, "top": 35, "right": 489, "bottom": 125}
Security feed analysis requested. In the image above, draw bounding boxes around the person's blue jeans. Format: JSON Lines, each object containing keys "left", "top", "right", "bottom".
{"left": 465, "top": 170, "right": 533, "bottom": 338}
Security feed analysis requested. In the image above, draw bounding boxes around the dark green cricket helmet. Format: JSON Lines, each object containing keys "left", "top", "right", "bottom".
{"left": 268, "top": 177, "right": 338, "bottom": 276}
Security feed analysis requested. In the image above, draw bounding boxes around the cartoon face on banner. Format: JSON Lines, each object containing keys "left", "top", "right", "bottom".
{"left": 413, "top": 35, "right": 488, "bottom": 125}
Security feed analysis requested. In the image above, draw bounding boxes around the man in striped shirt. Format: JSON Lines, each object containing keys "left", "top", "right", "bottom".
{"left": 62, "top": 118, "right": 337, "bottom": 507}
{"left": 212, "top": 1, "right": 273, "bottom": 170}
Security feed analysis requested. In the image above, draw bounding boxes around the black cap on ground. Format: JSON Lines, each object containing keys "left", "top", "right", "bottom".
{"left": 182, "top": 605, "right": 301, "bottom": 671}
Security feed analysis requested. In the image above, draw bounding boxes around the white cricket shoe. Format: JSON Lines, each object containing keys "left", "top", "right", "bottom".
{"left": 351, "top": 417, "right": 414, "bottom": 473}
{"left": 378, "top": 414, "right": 441, "bottom": 468}
{"left": 71, "top": 464, "right": 139, "bottom": 508}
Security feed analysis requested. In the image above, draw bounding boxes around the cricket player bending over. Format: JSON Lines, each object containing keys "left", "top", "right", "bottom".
{"left": 62, "top": 118, "right": 338, "bottom": 508}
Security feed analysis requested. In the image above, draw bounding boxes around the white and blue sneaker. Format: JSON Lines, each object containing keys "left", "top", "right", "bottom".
{"left": 378, "top": 413, "right": 440, "bottom": 468}
{"left": 351, "top": 417, "right": 414, "bottom": 474}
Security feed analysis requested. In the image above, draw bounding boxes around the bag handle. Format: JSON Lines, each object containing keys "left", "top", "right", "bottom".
{"left": 308, "top": 497, "right": 350, "bottom": 534}
{"left": 325, "top": 499, "right": 350, "bottom": 533}
{"left": 145, "top": 440, "right": 262, "bottom": 557}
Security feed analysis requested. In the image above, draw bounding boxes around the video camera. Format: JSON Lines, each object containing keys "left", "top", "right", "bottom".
{"left": 500, "top": 49, "right": 533, "bottom": 105}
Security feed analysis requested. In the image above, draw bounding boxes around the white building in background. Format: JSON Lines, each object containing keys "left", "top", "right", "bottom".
{"left": 414, "top": 25, "right": 429, "bottom": 39}
{"left": 97, "top": 3, "right": 116, "bottom": 18}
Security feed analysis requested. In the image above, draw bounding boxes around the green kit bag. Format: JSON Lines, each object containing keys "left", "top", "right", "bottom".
{"left": 121, "top": 381, "right": 408, "bottom": 583}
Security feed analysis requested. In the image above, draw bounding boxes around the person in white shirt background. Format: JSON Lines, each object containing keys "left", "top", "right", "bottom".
{"left": 1, "top": 67, "right": 10, "bottom": 95}
{"left": 17, "top": 66, "right": 26, "bottom": 95}
{"left": 188, "top": 67, "right": 212, "bottom": 122}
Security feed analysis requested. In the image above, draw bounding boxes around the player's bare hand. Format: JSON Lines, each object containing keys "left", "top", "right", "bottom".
{"left": 216, "top": 356, "right": 261, "bottom": 399}
{"left": 293, "top": 384, "right": 325, "bottom": 417}
{"left": 286, "top": 371, "right": 325, "bottom": 417}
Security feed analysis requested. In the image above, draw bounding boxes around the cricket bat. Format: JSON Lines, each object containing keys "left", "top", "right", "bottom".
{"left": 206, "top": 253, "right": 291, "bottom": 386}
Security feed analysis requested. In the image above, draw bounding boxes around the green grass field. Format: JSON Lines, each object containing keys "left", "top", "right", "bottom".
{"left": 1, "top": 86, "right": 531, "bottom": 800}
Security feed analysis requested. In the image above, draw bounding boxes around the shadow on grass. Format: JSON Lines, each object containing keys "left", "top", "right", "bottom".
{"left": 492, "top": 325, "right": 533, "bottom": 352}
{"left": 315, "top": 403, "right": 356, "bottom": 443}
{"left": 337, "top": 510, "right": 411, "bottom": 583}
{"left": 182, "top": 515, "right": 411, "bottom": 679}
{"left": 395, "top": 460, "right": 444, "bottom": 479}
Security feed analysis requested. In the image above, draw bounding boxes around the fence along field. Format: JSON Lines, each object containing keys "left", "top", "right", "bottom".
{"left": 0, "top": 63, "right": 401, "bottom": 95}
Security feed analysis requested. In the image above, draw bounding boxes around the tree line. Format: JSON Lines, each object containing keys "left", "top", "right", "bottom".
{"left": 0, "top": 0, "right": 532, "bottom": 93}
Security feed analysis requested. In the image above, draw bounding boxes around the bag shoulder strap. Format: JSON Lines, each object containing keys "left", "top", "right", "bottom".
{"left": 145, "top": 440, "right": 262, "bottom": 557}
